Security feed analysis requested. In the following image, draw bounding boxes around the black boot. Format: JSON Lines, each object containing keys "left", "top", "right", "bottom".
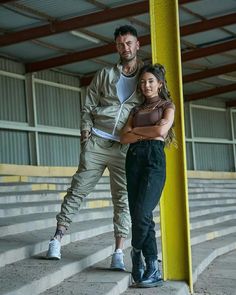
{"left": 130, "top": 249, "right": 145, "bottom": 283}
{"left": 137, "top": 259, "right": 163, "bottom": 288}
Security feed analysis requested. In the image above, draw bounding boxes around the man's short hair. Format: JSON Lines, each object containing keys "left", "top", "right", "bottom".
{"left": 114, "top": 25, "right": 138, "bottom": 40}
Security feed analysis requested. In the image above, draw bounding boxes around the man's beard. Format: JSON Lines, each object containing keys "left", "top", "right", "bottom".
{"left": 120, "top": 54, "right": 136, "bottom": 64}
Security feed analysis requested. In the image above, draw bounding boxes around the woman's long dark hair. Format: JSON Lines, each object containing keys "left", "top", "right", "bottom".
{"left": 138, "top": 63, "right": 177, "bottom": 147}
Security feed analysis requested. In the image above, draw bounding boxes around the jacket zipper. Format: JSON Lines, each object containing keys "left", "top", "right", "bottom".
{"left": 112, "top": 92, "right": 137, "bottom": 135}
{"left": 112, "top": 102, "right": 124, "bottom": 135}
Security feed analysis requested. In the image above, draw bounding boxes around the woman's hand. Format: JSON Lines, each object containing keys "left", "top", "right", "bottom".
{"left": 120, "top": 114, "right": 149, "bottom": 144}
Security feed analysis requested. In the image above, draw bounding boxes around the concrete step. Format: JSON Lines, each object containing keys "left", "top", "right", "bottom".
{"left": 0, "top": 217, "right": 114, "bottom": 268}
{"left": 0, "top": 200, "right": 61, "bottom": 217}
{"left": 193, "top": 249, "right": 236, "bottom": 295}
{"left": 188, "top": 182, "right": 236, "bottom": 188}
{"left": 188, "top": 178, "right": 236, "bottom": 185}
{"left": 1, "top": 188, "right": 235, "bottom": 204}
{"left": 40, "top": 245, "right": 189, "bottom": 295}
{"left": 2, "top": 218, "right": 235, "bottom": 295}
{"left": 0, "top": 191, "right": 62, "bottom": 204}
{"left": 122, "top": 281, "right": 190, "bottom": 295}
{"left": 0, "top": 183, "right": 65, "bottom": 193}
{"left": 0, "top": 203, "right": 233, "bottom": 239}
{"left": 0, "top": 223, "right": 189, "bottom": 295}
{"left": 3, "top": 175, "right": 233, "bottom": 185}
{"left": 188, "top": 192, "right": 236, "bottom": 199}
{"left": 191, "top": 232, "right": 236, "bottom": 284}
{"left": 0, "top": 176, "right": 236, "bottom": 295}
{"left": 0, "top": 209, "right": 235, "bottom": 288}
{"left": 190, "top": 204, "right": 236, "bottom": 218}
{"left": 0, "top": 196, "right": 115, "bottom": 218}
{"left": 0, "top": 181, "right": 110, "bottom": 194}
{"left": 38, "top": 221, "right": 236, "bottom": 295}
{"left": 0, "top": 191, "right": 236, "bottom": 218}
{"left": 1, "top": 193, "right": 234, "bottom": 241}
{"left": 0, "top": 232, "right": 119, "bottom": 295}
{"left": 39, "top": 215, "right": 236, "bottom": 295}
{"left": 0, "top": 207, "right": 114, "bottom": 237}
{"left": 0, "top": 212, "right": 161, "bottom": 269}
{"left": 0, "top": 189, "right": 111, "bottom": 204}
{"left": 41, "top": 248, "right": 134, "bottom": 295}
{"left": 0, "top": 175, "right": 69, "bottom": 184}
{"left": 0, "top": 175, "right": 110, "bottom": 184}
{"left": 188, "top": 187, "right": 236, "bottom": 193}
{"left": 189, "top": 197, "right": 236, "bottom": 207}
{"left": 191, "top": 219, "right": 236, "bottom": 246}
{"left": 190, "top": 211, "right": 236, "bottom": 230}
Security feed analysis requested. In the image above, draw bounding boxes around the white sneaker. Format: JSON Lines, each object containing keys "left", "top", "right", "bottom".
{"left": 110, "top": 249, "right": 126, "bottom": 271}
{"left": 46, "top": 238, "right": 61, "bottom": 260}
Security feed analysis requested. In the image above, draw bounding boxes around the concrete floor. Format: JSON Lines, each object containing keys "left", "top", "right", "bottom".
{"left": 193, "top": 249, "right": 236, "bottom": 295}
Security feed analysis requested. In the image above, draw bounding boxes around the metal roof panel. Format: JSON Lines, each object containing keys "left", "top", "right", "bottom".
{"left": 60, "top": 60, "right": 103, "bottom": 75}
{"left": 0, "top": 6, "right": 42, "bottom": 30}
{"left": 0, "top": 42, "right": 58, "bottom": 62}
{"left": 184, "top": 0, "right": 236, "bottom": 18}
{"left": 15, "top": 0, "right": 98, "bottom": 19}
{"left": 182, "top": 29, "right": 232, "bottom": 46}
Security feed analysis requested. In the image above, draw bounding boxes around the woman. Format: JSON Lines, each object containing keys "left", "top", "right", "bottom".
{"left": 120, "top": 63, "right": 175, "bottom": 288}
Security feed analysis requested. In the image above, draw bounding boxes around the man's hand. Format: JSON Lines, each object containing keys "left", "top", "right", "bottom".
{"left": 81, "top": 130, "right": 91, "bottom": 143}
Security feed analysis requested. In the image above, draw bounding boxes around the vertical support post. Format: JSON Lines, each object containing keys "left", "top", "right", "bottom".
{"left": 149, "top": 0, "right": 193, "bottom": 292}
{"left": 229, "top": 108, "right": 236, "bottom": 171}
{"left": 189, "top": 102, "right": 197, "bottom": 170}
{"left": 25, "top": 73, "right": 40, "bottom": 165}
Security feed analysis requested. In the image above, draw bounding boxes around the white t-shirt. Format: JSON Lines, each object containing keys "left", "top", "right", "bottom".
{"left": 117, "top": 72, "right": 138, "bottom": 103}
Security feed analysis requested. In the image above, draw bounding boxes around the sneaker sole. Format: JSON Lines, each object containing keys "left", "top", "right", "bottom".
{"left": 46, "top": 256, "right": 61, "bottom": 260}
{"left": 110, "top": 266, "right": 126, "bottom": 271}
{"left": 136, "top": 280, "right": 163, "bottom": 288}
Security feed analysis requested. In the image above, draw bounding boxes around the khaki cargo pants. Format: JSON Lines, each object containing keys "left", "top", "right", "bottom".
{"left": 56, "top": 134, "right": 130, "bottom": 238}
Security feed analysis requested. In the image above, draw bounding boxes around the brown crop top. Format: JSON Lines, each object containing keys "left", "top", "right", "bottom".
{"left": 130, "top": 99, "right": 175, "bottom": 128}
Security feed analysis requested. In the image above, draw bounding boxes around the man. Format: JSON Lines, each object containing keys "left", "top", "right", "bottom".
{"left": 47, "top": 25, "right": 143, "bottom": 270}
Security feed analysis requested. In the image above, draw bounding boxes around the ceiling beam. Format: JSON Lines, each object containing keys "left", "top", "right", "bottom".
{"left": 80, "top": 76, "right": 94, "bottom": 87}
{"left": 182, "top": 39, "right": 236, "bottom": 62}
{"left": 226, "top": 100, "right": 236, "bottom": 108}
{"left": 0, "top": 0, "right": 196, "bottom": 6}
{"left": 180, "top": 12, "right": 236, "bottom": 36}
{"left": 183, "top": 62, "right": 236, "bottom": 83}
{"left": 26, "top": 36, "right": 236, "bottom": 74}
{"left": 185, "top": 83, "right": 236, "bottom": 101}
{"left": 0, "top": 1, "right": 149, "bottom": 47}
{"left": 26, "top": 35, "right": 151, "bottom": 72}
{"left": 0, "top": 0, "right": 15, "bottom": 3}
{"left": 1, "top": 0, "right": 231, "bottom": 48}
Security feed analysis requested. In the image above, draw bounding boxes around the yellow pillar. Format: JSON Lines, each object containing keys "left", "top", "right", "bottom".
{"left": 149, "top": 0, "right": 193, "bottom": 292}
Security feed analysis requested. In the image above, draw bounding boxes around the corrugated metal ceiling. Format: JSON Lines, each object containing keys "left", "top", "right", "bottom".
{"left": 0, "top": 0, "right": 236, "bottom": 106}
